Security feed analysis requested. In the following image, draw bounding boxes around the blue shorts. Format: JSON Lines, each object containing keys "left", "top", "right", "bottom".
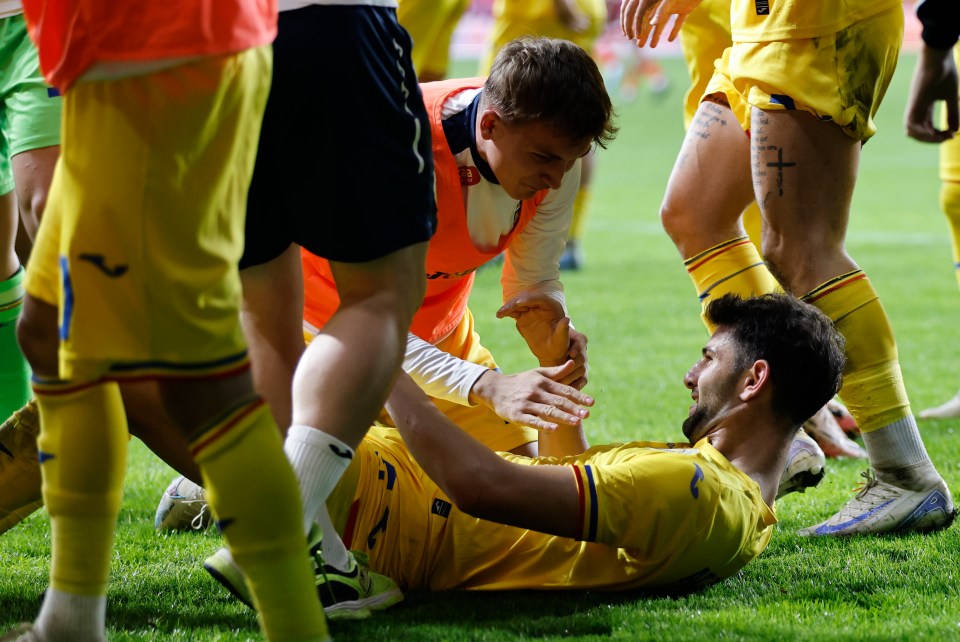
{"left": 241, "top": 5, "right": 437, "bottom": 268}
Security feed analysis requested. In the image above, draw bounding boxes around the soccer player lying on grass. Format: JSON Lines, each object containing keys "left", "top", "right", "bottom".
{"left": 206, "top": 292, "right": 847, "bottom": 600}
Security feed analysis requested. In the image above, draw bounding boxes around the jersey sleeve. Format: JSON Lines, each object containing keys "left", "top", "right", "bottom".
{"left": 403, "top": 332, "right": 489, "bottom": 406}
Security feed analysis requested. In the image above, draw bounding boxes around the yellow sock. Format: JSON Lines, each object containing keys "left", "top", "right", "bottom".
{"left": 684, "top": 236, "right": 781, "bottom": 331}
{"left": 34, "top": 380, "right": 128, "bottom": 596}
{"left": 568, "top": 186, "right": 590, "bottom": 243}
{"left": 802, "top": 270, "right": 911, "bottom": 433}
{"left": 191, "top": 397, "right": 327, "bottom": 642}
{"left": 940, "top": 180, "right": 960, "bottom": 290}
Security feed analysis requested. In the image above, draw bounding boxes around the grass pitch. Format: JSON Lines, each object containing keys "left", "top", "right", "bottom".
{"left": 2, "top": 53, "right": 959, "bottom": 641}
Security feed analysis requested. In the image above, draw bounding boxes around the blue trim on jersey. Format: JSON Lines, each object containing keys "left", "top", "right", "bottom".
{"left": 584, "top": 464, "right": 598, "bottom": 542}
{"left": 59, "top": 255, "right": 74, "bottom": 341}
{"left": 441, "top": 92, "right": 499, "bottom": 185}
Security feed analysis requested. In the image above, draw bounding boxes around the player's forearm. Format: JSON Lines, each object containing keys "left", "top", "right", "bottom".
{"left": 403, "top": 332, "right": 488, "bottom": 406}
{"left": 538, "top": 424, "right": 589, "bottom": 458}
{"left": 386, "top": 372, "right": 581, "bottom": 537}
{"left": 386, "top": 372, "right": 513, "bottom": 499}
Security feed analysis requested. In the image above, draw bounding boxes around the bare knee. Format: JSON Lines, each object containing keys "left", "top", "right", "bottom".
{"left": 332, "top": 240, "right": 428, "bottom": 332}
{"left": 660, "top": 193, "right": 726, "bottom": 259}
{"left": 19, "top": 190, "right": 48, "bottom": 240}
{"left": 16, "top": 295, "right": 60, "bottom": 378}
{"left": 660, "top": 196, "right": 695, "bottom": 251}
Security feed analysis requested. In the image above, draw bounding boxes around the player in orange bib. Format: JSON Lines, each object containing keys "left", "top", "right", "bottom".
{"left": 300, "top": 36, "right": 617, "bottom": 457}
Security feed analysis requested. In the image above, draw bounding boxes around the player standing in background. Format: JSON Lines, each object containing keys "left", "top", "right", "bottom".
{"left": 903, "top": 0, "right": 960, "bottom": 418}
{"left": 675, "top": 0, "right": 864, "bottom": 460}
{"left": 479, "top": 0, "right": 608, "bottom": 271}
{"left": 621, "top": 0, "right": 956, "bottom": 536}
{"left": 397, "top": 0, "right": 471, "bottom": 83}
{"left": 5, "top": 1, "right": 332, "bottom": 640}
{"left": 0, "top": 0, "right": 59, "bottom": 422}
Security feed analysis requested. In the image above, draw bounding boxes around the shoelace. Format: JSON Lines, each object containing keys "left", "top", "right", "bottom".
{"left": 851, "top": 469, "right": 878, "bottom": 497}
{"left": 190, "top": 502, "right": 210, "bottom": 530}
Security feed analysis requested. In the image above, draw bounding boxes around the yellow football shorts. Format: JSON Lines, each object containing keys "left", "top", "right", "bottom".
{"left": 478, "top": 0, "right": 607, "bottom": 73}
{"left": 25, "top": 46, "right": 271, "bottom": 382}
{"left": 398, "top": 0, "right": 471, "bottom": 79}
{"left": 679, "top": 0, "right": 731, "bottom": 129}
{"left": 705, "top": 5, "right": 902, "bottom": 141}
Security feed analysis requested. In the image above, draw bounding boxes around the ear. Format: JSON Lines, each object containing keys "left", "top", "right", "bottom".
{"left": 739, "top": 359, "right": 770, "bottom": 401}
{"left": 478, "top": 109, "right": 501, "bottom": 141}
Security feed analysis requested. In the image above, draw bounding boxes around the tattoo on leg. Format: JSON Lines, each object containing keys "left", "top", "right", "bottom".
{"left": 767, "top": 147, "right": 796, "bottom": 196}
{"left": 690, "top": 102, "right": 731, "bottom": 141}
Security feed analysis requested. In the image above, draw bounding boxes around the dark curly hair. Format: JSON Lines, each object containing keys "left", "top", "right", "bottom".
{"left": 705, "top": 293, "right": 846, "bottom": 426}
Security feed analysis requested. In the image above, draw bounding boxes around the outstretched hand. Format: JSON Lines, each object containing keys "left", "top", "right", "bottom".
{"left": 470, "top": 361, "right": 594, "bottom": 431}
{"left": 620, "top": 0, "right": 703, "bottom": 48}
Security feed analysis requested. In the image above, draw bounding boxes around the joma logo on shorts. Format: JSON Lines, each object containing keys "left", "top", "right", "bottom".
{"left": 77, "top": 254, "right": 128, "bottom": 278}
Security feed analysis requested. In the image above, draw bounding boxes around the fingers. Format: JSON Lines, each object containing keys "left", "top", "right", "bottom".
{"left": 497, "top": 292, "right": 564, "bottom": 319}
{"left": 558, "top": 365, "right": 588, "bottom": 388}
{"left": 621, "top": 0, "right": 634, "bottom": 38}
{"left": 668, "top": 13, "right": 687, "bottom": 42}
{"left": 527, "top": 392, "right": 591, "bottom": 430}
{"left": 568, "top": 374, "right": 589, "bottom": 390}
{"left": 906, "top": 117, "right": 955, "bottom": 143}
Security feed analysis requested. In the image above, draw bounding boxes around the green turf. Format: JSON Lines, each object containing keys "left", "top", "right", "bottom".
{"left": 2, "top": 52, "right": 959, "bottom": 641}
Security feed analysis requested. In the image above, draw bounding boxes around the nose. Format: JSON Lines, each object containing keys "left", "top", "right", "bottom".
{"left": 543, "top": 160, "right": 568, "bottom": 189}
{"left": 684, "top": 364, "right": 700, "bottom": 390}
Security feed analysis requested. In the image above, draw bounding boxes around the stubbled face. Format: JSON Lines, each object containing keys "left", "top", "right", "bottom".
{"left": 477, "top": 111, "right": 593, "bottom": 201}
{"left": 682, "top": 328, "right": 742, "bottom": 442}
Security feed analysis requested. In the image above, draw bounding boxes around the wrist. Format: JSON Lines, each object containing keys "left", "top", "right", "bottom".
{"left": 468, "top": 369, "right": 496, "bottom": 406}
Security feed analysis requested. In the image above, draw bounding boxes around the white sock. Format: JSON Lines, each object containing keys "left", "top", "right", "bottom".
{"left": 35, "top": 588, "right": 107, "bottom": 642}
{"left": 862, "top": 416, "right": 939, "bottom": 488}
{"left": 284, "top": 423, "right": 353, "bottom": 534}
{"left": 315, "top": 506, "right": 351, "bottom": 572}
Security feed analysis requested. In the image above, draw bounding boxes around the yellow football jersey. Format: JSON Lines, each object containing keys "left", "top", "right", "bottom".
{"left": 330, "top": 428, "right": 776, "bottom": 592}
